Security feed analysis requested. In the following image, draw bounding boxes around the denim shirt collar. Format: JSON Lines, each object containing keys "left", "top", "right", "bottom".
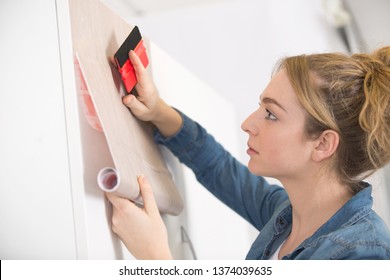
{"left": 260, "top": 184, "right": 373, "bottom": 259}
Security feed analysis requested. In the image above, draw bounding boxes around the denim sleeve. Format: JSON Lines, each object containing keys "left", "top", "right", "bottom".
{"left": 154, "top": 110, "right": 289, "bottom": 230}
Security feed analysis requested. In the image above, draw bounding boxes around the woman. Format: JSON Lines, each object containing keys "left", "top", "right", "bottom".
{"left": 106, "top": 46, "right": 390, "bottom": 259}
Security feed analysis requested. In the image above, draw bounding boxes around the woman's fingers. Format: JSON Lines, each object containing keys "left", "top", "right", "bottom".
{"left": 104, "top": 176, "right": 171, "bottom": 259}
{"left": 122, "top": 94, "right": 148, "bottom": 116}
{"left": 129, "top": 50, "right": 147, "bottom": 84}
{"left": 105, "top": 192, "right": 137, "bottom": 213}
{"left": 137, "top": 175, "right": 159, "bottom": 215}
{"left": 109, "top": 56, "right": 117, "bottom": 67}
{"left": 105, "top": 175, "right": 159, "bottom": 215}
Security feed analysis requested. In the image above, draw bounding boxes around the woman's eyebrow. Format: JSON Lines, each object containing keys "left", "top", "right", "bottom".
{"left": 261, "top": 96, "right": 287, "bottom": 112}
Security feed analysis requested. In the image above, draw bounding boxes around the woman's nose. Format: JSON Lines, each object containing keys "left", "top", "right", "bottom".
{"left": 241, "top": 111, "right": 258, "bottom": 136}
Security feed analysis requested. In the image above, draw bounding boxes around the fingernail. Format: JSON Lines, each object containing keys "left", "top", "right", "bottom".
{"left": 123, "top": 95, "right": 133, "bottom": 105}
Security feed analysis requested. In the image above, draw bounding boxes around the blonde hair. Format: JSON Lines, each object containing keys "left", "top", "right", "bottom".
{"left": 278, "top": 46, "right": 390, "bottom": 194}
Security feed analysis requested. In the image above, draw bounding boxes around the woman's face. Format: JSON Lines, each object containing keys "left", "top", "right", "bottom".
{"left": 241, "top": 69, "right": 314, "bottom": 181}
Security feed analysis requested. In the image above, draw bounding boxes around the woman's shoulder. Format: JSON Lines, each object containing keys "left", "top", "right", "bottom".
{"left": 324, "top": 210, "right": 390, "bottom": 259}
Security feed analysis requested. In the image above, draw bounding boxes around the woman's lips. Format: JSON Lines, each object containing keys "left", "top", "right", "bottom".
{"left": 246, "top": 143, "right": 259, "bottom": 155}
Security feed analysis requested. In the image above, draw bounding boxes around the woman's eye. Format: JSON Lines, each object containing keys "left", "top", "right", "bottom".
{"left": 265, "top": 109, "right": 277, "bottom": 121}
{"left": 259, "top": 102, "right": 277, "bottom": 121}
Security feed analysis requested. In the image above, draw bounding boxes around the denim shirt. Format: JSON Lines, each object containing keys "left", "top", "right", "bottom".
{"left": 154, "top": 111, "right": 390, "bottom": 259}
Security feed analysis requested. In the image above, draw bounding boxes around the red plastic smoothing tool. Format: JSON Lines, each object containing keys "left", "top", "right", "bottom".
{"left": 114, "top": 26, "right": 149, "bottom": 94}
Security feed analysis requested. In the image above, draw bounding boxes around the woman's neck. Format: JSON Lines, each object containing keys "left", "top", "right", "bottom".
{"left": 278, "top": 171, "right": 353, "bottom": 258}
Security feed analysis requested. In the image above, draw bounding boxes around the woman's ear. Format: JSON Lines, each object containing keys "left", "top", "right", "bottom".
{"left": 312, "top": 130, "right": 340, "bottom": 162}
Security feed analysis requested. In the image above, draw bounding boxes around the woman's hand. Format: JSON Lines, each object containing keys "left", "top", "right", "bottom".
{"left": 119, "top": 50, "right": 183, "bottom": 138}
{"left": 105, "top": 175, "right": 172, "bottom": 260}
{"left": 122, "top": 50, "right": 162, "bottom": 122}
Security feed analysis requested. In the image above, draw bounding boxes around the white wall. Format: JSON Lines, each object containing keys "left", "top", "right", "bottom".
{"left": 344, "top": 0, "right": 390, "bottom": 52}
{"left": 0, "top": 0, "right": 77, "bottom": 259}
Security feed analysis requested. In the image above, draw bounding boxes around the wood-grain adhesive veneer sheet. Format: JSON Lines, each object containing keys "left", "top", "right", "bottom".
{"left": 69, "top": 0, "right": 183, "bottom": 215}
